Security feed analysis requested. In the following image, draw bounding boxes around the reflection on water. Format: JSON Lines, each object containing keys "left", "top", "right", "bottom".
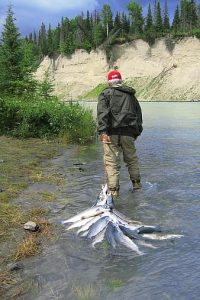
{"left": 18, "top": 103, "right": 200, "bottom": 300}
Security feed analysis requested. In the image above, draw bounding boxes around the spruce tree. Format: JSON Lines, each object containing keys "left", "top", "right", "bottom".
{"left": 52, "top": 23, "right": 61, "bottom": 53}
{"left": 93, "top": 22, "right": 105, "bottom": 47}
{"left": 180, "top": 0, "right": 188, "bottom": 31}
{"left": 145, "top": 3, "right": 153, "bottom": 31}
{"left": 144, "top": 3, "right": 156, "bottom": 46}
{"left": 0, "top": 6, "right": 23, "bottom": 93}
{"left": 47, "top": 24, "right": 54, "bottom": 56}
{"left": 189, "top": 0, "right": 198, "bottom": 30}
{"left": 38, "top": 23, "right": 48, "bottom": 56}
{"left": 86, "top": 10, "right": 91, "bottom": 31}
{"left": 172, "top": 5, "right": 181, "bottom": 32}
{"left": 163, "top": 0, "right": 170, "bottom": 32}
{"left": 155, "top": 1, "right": 163, "bottom": 34}
{"left": 94, "top": 10, "right": 101, "bottom": 24}
{"left": 33, "top": 31, "right": 37, "bottom": 44}
{"left": 121, "top": 12, "right": 130, "bottom": 36}
{"left": 153, "top": 0, "right": 158, "bottom": 24}
{"left": 197, "top": 3, "right": 200, "bottom": 28}
{"left": 114, "top": 12, "right": 121, "bottom": 34}
{"left": 127, "top": 1, "right": 144, "bottom": 35}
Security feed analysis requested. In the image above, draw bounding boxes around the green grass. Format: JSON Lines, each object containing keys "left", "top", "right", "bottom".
{"left": 107, "top": 278, "right": 124, "bottom": 290}
{"left": 73, "top": 284, "right": 98, "bottom": 300}
{"left": 80, "top": 83, "right": 108, "bottom": 100}
{"left": 0, "top": 136, "right": 64, "bottom": 241}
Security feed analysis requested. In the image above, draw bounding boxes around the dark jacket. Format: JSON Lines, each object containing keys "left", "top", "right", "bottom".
{"left": 97, "top": 85, "right": 143, "bottom": 138}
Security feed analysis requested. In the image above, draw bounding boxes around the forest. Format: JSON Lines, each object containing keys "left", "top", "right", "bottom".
{"left": 27, "top": 0, "right": 200, "bottom": 58}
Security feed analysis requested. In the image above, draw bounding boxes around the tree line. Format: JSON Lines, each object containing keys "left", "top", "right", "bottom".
{"left": 1, "top": 1, "right": 200, "bottom": 95}
{"left": 29, "top": 0, "right": 200, "bottom": 57}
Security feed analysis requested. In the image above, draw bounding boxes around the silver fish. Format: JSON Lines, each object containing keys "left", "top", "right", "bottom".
{"left": 67, "top": 217, "right": 94, "bottom": 230}
{"left": 77, "top": 215, "right": 101, "bottom": 235}
{"left": 113, "top": 224, "right": 144, "bottom": 255}
{"left": 141, "top": 233, "right": 184, "bottom": 240}
{"left": 102, "top": 210, "right": 133, "bottom": 228}
{"left": 105, "top": 222, "right": 117, "bottom": 249}
{"left": 95, "top": 184, "right": 114, "bottom": 208}
{"left": 80, "top": 230, "right": 89, "bottom": 237}
{"left": 62, "top": 206, "right": 109, "bottom": 224}
{"left": 62, "top": 184, "right": 183, "bottom": 254}
{"left": 137, "top": 225, "right": 161, "bottom": 234}
{"left": 86, "top": 216, "right": 110, "bottom": 239}
{"left": 137, "top": 240, "right": 158, "bottom": 249}
{"left": 92, "top": 228, "right": 106, "bottom": 247}
{"left": 119, "top": 224, "right": 141, "bottom": 240}
{"left": 112, "top": 209, "right": 142, "bottom": 225}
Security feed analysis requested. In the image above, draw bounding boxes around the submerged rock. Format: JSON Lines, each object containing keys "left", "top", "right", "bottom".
{"left": 24, "top": 221, "right": 39, "bottom": 232}
{"left": 7, "top": 262, "right": 24, "bottom": 271}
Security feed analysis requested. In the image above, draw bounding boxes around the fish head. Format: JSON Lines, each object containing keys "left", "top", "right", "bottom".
{"left": 96, "top": 185, "right": 115, "bottom": 209}
{"left": 96, "top": 184, "right": 109, "bottom": 205}
{"left": 105, "top": 192, "right": 115, "bottom": 209}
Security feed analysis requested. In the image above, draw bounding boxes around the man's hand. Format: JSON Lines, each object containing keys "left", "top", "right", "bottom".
{"left": 100, "top": 133, "right": 111, "bottom": 144}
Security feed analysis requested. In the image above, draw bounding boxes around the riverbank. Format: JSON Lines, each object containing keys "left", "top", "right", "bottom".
{"left": 0, "top": 136, "right": 68, "bottom": 298}
{"left": 0, "top": 102, "right": 200, "bottom": 299}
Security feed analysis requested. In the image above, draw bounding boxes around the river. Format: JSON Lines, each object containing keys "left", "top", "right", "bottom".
{"left": 15, "top": 103, "right": 200, "bottom": 300}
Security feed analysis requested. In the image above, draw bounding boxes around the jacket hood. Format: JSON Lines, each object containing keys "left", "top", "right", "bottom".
{"left": 113, "top": 85, "right": 136, "bottom": 95}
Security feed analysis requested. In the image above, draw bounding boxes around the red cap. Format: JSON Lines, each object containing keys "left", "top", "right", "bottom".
{"left": 107, "top": 70, "right": 122, "bottom": 82}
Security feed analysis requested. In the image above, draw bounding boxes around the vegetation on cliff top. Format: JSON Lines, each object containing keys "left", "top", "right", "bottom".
{"left": 14, "top": 0, "right": 200, "bottom": 60}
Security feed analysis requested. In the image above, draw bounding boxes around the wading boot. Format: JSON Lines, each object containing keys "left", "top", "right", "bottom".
{"left": 132, "top": 180, "right": 142, "bottom": 191}
{"left": 110, "top": 187, "right": 119, "bottom": 198}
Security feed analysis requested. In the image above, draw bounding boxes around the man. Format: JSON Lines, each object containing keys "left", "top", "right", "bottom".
{"left": 97, "top": 70, "right": 143, "bottom": 197}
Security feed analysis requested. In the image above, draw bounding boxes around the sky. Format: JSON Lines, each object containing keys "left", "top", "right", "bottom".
{"left": 0, "top": 0, "right": 180, "bottom": 36}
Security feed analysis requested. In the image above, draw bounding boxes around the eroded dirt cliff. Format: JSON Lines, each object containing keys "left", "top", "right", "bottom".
{"left": 36, "top": 37, "right": 200, "bottom": 101}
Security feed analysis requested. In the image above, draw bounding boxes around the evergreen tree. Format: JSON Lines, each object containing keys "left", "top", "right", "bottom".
{"left": 93, "top": 10, "right": 101, "bottom": 24}
{"left": 29, "top": 33, "right": 33, "bottom": 42}
{"left": 33, "top": 31, "right": 37, "bottom": 44}
{"left": 38, "top": 23, "right": 48, "bottom": 56}
{"left": 53, "top": 23, "right": 61, "bottom": 53}
{"left": 47, "top": 24, "right": 54, "bottom": 55}
{"left": 180, "top": 0, "right": 197, "bottom": 32}
{"left": 172, "top": 5, "right": 181, "bottom": 32}
{"left": 0, "top": 6, "right": 23, "bottom": 93}
{"left": 153, "top": 0, "right": 158, "bottom": 24}
{"left": 144, "top": 3, "right": 156, "bottom": 46}
{"left": 93, "top": 22, "right": 105, "bottom": 47}
{"left": 189, "top": 0, "right": 198, "bottom": 30}
{"left": 145, "top": 3, "right": 153, "bottom": 31}
{"left": 102, "top": 4, "right": 113, "bottom": 37}
{"left": 121, "top": 12, "right": 130, "bottom": 35}
{"left": 86, "top": 10, "right": 91, "bottom": 31}
{"left": 197, "top": 3, "right": 200, "bottom": 28}
{"left": 127, "top": 1, "right": 144, "bottom": 35}
{"left": 163, "top": 0, "right": 170, "bottom": 32}
{"left": 114, "top": 12, "right": 121, "bottom": 34}
{"left": 20, "top": 39, "right": 38, "bottom": 93}
{"left": 155, "top": 1, "right": 163, "bottom": 33}
{"left": 60, "top": 18, "right": 75, "bottom": 55}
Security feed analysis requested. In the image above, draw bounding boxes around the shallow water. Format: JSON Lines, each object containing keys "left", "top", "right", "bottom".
{"left": 18, "top": 103, "right": 200, "bottom": 300}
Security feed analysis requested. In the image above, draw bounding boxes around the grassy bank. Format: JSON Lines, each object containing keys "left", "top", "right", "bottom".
{"left": 0, "top": 136, "right": 67, "bottom": 297}
{"left": 0, "top": 136, "right": 65, "bottom": 242}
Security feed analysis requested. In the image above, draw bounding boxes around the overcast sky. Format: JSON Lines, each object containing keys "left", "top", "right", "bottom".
{"left": 0, "top": 0, "right": 179, "bottom": 36}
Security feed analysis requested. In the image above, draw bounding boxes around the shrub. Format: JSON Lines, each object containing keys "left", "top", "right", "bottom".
{"left": 0, "top": 96, "right": 96, "bottom": 143}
